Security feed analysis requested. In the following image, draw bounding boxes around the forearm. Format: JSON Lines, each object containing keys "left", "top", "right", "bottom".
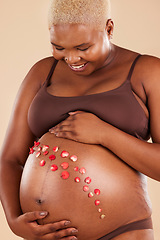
{"left": 99, "top": 122, "right": 160, "bottom": 181}
{"left": 0, "top": 160, "right": 23, "bottom": 228}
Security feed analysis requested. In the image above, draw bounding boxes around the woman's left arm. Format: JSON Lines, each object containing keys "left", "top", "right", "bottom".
{"left": 99, "top": 56, "right": 160, "bottom": 181}
{"left": 50, "top": 56, "right": 160, "bottom": 181}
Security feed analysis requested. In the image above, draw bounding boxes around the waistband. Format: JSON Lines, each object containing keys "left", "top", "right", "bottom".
{"left": 98, "top": 216, "right": 153, "bottom": 240}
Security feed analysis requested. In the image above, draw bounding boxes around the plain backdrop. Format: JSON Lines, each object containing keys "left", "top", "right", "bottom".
{"left": 0, "top": 0, "right": 160, "bottom": 239}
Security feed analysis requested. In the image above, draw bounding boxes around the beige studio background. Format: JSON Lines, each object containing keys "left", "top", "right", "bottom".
{"left": 0, "top": 0, "right": 160, "bottom": 239}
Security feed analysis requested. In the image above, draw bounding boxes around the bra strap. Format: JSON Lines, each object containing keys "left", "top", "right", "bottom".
{"left": 127, "top": 54, "right": 142, "bottom": 81}
{"left": 43, "top": 59, "right": 58, "bottom": 87}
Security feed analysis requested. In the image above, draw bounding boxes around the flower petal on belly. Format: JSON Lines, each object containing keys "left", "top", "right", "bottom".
{"left": 74, "top": 166, "right": 79, "bottom": 171}
{"left": 84, "top": 177, "right": 92, "bottom": 184}
{"left": 83, "top": 185, "right": 89, "bottom": 192}
{"left": 75, "top": 177, "right": 81, "bottom": 183}
{"left": 79, "top": 167, "right": 86, "bottom": 174}
{"left": 53, "top": 146, "right": 59, "bottom": 152}
{"left": 36, "top": 152, "right": 41, "bottom": 158}
{"left": 94, "top": 189, "right": 101, "bottom": 195}
{"left": 39, "top": 160, "right": 46, "bottom": 166}
{"left": 88, "top": 192, "right": 94, "bottom": 198}
{"left": 51, "top": 164, "right": 58, "bottom": 171}
{"left": 95, "top": 200, "right": 100, "bottom": 206}
{"left": 49, "top": 154, "right": 56, "bottom": 160}
{"left": 61, "top": 150, "right": 69, "bottom": 158}
{"left": 70, "top": 155, "right": 78, "bottom": 162}
{"left": 61, "top": 162, "right": 69, "bottom": 169}
{"left": 34, "top": 141, "right": 40, "bottom": 147}
{"left": 42, "top": 145, "right": 49, "bottom": 152}
{"left": 61, "top": 171, "right": 70, "bottom": 179}
{"left": 29, "top": 147, "right": 34, "bottom": 154}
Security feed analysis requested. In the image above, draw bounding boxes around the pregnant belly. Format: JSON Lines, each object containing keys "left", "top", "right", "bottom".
{"left": 20, "top": 132, "right": 151, "bottom": 240}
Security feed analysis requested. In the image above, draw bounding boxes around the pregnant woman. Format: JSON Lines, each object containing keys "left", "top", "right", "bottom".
{"left": 0, "top": 0, "right": 160, "bottom": 239}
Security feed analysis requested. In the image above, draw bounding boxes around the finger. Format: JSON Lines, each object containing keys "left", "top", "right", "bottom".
{"left": 57, "top": 124, "right": 72, "bottom": 132}
{"left": 48, "top": 228, "right": 78, "bottom": 240}
{"left": 50, "top": 125, "right": 70, "bottom": 134}
{"left": 35, "top": 220, "right": 77, "bottom": 236}
{"left": 24, "top": 211, "right": 48, "bottom": 222}
{"left": 41, "top": 228, "right": 78, "bottom": 239}
{"left": 56, "top": 131, "right": 77, "bottom": 140}
{"left": 49, "top": 118, "right": 72, "bottom": 133}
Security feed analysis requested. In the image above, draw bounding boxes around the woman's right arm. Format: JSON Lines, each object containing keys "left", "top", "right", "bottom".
{"left": 0, "top": 57, "right": 78, "bottom": 240}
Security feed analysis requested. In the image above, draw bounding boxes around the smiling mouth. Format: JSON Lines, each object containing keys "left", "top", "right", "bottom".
{"left": 68, "top": 62, "right": 88, "bottom": 71}
{"left": 70, "top": 63, "right": 85, "bottom": 69}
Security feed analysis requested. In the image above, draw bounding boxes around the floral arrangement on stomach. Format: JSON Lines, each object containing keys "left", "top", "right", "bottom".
{"left": 28, "top": 141, "right": 105, "bottom": 220}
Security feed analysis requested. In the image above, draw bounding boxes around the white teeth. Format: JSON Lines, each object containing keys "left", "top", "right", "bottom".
{"left": 70, "top": 64, "right": 85, "bottom": 69}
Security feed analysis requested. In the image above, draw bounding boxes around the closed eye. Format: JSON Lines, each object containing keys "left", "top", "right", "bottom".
{"left": 55, "top": 47, "right": 64, "bottom": 51}
{"left": 77, "top": 47, "right": 90, "bottom": 51}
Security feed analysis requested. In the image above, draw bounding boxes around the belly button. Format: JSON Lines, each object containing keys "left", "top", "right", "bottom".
{"left": 36, "top": 199, "right": 43, "bottom": 204}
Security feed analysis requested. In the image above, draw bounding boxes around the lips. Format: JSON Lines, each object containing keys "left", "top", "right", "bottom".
{"left": 70, "top": 63, "right": 85, "bottom": 69}
{"left": 68, "top": 62, "right": 89, "bottom": 72}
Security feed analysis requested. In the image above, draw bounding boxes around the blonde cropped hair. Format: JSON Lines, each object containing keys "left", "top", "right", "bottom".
{"left": 48, "top": 0, "right": 111, "bottom": 31}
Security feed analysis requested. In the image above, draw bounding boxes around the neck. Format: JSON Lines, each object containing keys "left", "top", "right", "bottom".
{"left": 101, "top": 43, "right": 118, "bottom": 69}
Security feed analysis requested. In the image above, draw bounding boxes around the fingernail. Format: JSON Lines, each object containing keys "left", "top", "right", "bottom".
{"left": 64, "top": 220, "right": 71, "bottom": 226}
{"left": 49, "top": 129, "right": 55, "bottom": 133}
{"left": 71, "top": 237, "right": 78, "bottom": 240}
{"left": 72, "top": 229, "right": 78, "bottom": 233}
{"left": 68, "top": 112, "right": 75, "bottom": 115}
{"left": 39, "top": 212, "right": 47, "bottom": 216}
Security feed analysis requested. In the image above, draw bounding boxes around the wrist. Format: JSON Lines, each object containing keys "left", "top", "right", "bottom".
{"left": 97, "top": 120, "right": 109, "bottom": 146}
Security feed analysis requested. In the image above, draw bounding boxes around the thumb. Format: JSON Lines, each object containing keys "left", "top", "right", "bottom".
{"left": 24, "top": 211, "right": 48, "bottom": 222}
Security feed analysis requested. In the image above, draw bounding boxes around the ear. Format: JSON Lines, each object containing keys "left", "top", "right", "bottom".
{"left": 105, "top": 19, "right": 114, "bottom": 39}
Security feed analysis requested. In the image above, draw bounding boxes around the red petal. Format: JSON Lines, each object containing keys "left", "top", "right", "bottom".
{"left": 94, "top": 189, "right": 101, "bottom": 195}
{"left": 36, "top": 152, "right": 41, "bottom": 158}
{"left": 53, "top": 146, "right": 59, "bottom": 152}
{"left": 51, "top": 164, "right": 58, "bottom": 171}
{"left": 38, "top": 147, "right": 42, "bottom": 152}
{"left": 43, "top": 151, "right": 49, "bottom": 156}
{"left": 39, "top": 160, "right": 46, "bottom": 166}
{"left": 70, "top": 155, "right": 78, "bottom": 162}
{"left": 61, "top": 162, "right": 69, "bottom": 169}
{"left": 74, "top": 167, "right": 79, "bottom": 171}
{"left": 83, "top": 185, "right": 89, "bottom": 192}
{"left": 42, "top": 145, "right": 49, "bottom": 152}
{"left": 88, "top": 192, "right": 94, "bottom": 198}
{"left": 61, "top": 150, "right": 69, "bottom": 158}
{"left": 79, "top": 167, "right": 86, "bottom": 174}
{"left": 49, "top": 154, "right": 56, "bottom": 160}
{"left": 61, "top": 171, "right": 70, "bottom": 179}
{"left": 34, "top": 141, "right": 40, "bottom": 147}
{"left": 29, "top": 147, "right": 34, "bottom": 154}
{"left": 84, "top": 177, "right": 92, "bottom": 184}
{"left": 95, "top": 200, "right": 100, "bottom": 206}
{"left": 75, "top": 177, "right": 80, "bottom": 183}
{"left": 98, "top": 208, "right": 102, "bottom": 213}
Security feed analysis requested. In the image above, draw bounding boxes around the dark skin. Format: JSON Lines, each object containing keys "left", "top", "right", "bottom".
{"left": 0, "top": 19, "right": 159, "bottom": 239}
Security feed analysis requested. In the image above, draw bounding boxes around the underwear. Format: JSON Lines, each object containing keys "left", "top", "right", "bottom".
{"left": 98, "top": 217, "right": 153, "bottom": 240}
{"left": 28, "top": 54, "right": 150, "bottom": 140}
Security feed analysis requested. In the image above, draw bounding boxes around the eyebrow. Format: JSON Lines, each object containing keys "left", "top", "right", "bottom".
{"left": 51, "top": 42, "right": 90, "bottom": 48}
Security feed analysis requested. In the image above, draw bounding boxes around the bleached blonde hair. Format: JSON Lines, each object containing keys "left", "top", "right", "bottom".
{"left": 48, "top": 0, "right": 111, "bottom": 31}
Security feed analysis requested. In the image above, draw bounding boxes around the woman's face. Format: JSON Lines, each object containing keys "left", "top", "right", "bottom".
{"left": 49, "top": 23, "right": 112, "bottom": 75}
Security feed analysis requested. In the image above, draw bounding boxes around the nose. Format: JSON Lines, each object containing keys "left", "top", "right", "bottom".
{"left": 65, "top": 52, "right": 81, "bottom": 64}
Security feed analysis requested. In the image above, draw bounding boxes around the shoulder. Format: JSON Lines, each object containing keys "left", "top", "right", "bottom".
{"left": 14, "top": 56, "right": 56, "bottom": 112}
{"left": 25, "top": 56, "right": 55, "bottom": 87}
{"left": 134, "top": 54, "right": 160, "bottom": 96}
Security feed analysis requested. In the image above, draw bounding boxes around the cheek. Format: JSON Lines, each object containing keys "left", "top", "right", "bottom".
{"left": 86, "top": 46, "right": 106, "bottom": 62}
{"left": 51, "top": 49, "right": 64, "bottom": 60}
